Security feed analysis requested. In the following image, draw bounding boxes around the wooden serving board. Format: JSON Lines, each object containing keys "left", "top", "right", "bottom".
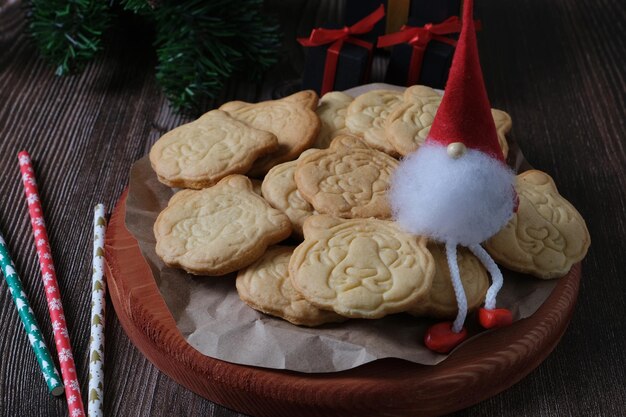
{"left": 105, "top": 190, "right": 580, "bottom": 417}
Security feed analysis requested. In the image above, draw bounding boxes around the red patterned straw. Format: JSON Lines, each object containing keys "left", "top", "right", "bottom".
{"left": 18, "top": 151, "right": 85, "bottom": 417}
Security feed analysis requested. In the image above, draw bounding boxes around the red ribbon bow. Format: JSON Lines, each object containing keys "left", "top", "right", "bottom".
{"left": 298, "top": 4, "right": 385, "bottom": 95}
{"left": 377, "top": 16, "right": 480, "bottom": 86}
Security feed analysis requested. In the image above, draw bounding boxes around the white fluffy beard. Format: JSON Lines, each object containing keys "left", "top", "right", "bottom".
{"left": 389, "top": 143, "right": 516, "bottom": 246}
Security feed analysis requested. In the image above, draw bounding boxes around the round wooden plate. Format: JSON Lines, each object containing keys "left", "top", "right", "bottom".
{"left": 105, "top": 190, "right": 580, "bottom": 417}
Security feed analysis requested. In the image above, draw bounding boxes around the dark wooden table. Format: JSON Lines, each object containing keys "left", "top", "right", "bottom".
{"left": 1, "top": 0, "right": 624, "bottom": 416}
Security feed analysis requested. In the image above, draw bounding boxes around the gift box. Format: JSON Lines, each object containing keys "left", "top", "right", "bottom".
{"left": 383, "top": 17, "right": 458, "bottom": 89}
{"left": 301, "top": 42, "right": 370, "bottom": 95}
{"left": 344, "top": 0, "right": 463, "bottom": 40}
{"left": 384, "top": 38, "right": 454, "bottom": 89}
{"left": 298, "top": 5, "right": 385, "bottom": 95}
{"left": 379, "top": 16, "right": 480, "bottom": 89}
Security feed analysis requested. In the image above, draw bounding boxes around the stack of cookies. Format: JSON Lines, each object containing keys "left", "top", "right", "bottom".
{"left": 149, "top": 87, "right": 590, "bottom": 327}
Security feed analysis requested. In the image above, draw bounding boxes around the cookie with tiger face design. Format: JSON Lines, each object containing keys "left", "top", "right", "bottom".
{"left": 294, "top": 135, "right": 398, "bottom": 219}
{"left": 289, "top": 215, "right": 434, "bottom": 319}
{"left": 344, "top": 89, "right": 403, "bottom": 155}
{"left": 485, "top": 170, "right": 590, "bottom": 279}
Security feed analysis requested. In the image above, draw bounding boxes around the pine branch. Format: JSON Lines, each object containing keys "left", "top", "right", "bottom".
{"left": 120, "top": 0, "right": 153, "bottom": 14}
{"left": 152, "top": 0, "right": 281, "bottom": 114}
{"left": 28, "top": 0, "right": 281, "bottom": 113}
{"left": 28, "top": 0, "right": 112, "bottom": 76}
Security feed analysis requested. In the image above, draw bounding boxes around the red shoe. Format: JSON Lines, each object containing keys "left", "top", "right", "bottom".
{"left": 424, "top": 322, "right": 468, "bottom": 353}
{"left": 478, "top": 308, "right": 513, "bottom": 329}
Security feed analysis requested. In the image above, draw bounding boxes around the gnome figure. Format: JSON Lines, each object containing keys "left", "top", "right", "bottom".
{"left": 389, "top": 0, "right": 517, "bottom": 353}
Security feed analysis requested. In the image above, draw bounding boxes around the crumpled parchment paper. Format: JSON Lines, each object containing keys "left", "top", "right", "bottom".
{"left": 124, "top": 84, "right": 557, "bottom": 372}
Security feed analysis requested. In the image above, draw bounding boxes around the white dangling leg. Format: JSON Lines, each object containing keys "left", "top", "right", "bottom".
{"left": 446, "top": 241, "right": 468, "bottom": 333}
{"left": 469, "top": 244, "right": 503, "bottom": 310}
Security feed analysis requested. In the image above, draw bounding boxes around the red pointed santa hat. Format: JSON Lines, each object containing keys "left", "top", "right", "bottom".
{"left": 427, "top": 0, "right": 504, "bottom": 163}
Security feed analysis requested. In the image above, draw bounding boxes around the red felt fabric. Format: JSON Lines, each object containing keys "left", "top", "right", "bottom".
{"left": 427, "top": 0, "right": 503, "bottom": 162}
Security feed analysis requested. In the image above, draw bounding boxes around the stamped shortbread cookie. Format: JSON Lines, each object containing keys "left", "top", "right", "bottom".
{"left": 384, "top": 86, "right": 442, "bottom": 156}
{"left": 278, "top": 89, "right": 319, "bottom": 110}
{"left": 154, "top": 175, "right": 291, "bottom": 275}
{"left": 401, "top": 84, "right": 437, "bottom": 103}
{"left": 149, "top": 110, "right": 278, "bottom": 189}
{"left": 295, "top": 135, "right": 398, "bottom": 219}
{"left": 236, "top": 246, "right": 345, "bottom": 326}
{"left": 385, "top": 85, "right": 510, "bottom": 157}
{"left": 485, "top": 170, "right": 590, "bottom": 279}
{"left": 408, "top": 244, "right": 489, "bottom": 319}
{"left": 261, "top": 149, "right": 318, "bottom": 235}
{"left": 220, "top": 91, "right": 320, "bottom": 176}
{"left": 289, "top": 215, "right": 434, "bottom": 319}
{"left": 344, "top": 89, "right": 403, "bottom": 155}
{"left": 314, "top": 91, "right": 354, "bottom": 149}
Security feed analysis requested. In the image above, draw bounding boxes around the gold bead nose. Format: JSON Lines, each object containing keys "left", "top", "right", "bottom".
{"left": 447, "top": 142, "right": 467, "bottom": 159}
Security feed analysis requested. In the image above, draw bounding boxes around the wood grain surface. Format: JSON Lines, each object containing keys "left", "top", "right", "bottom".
{"left": 0, "top": 0, "right": 624, "bottom": 416}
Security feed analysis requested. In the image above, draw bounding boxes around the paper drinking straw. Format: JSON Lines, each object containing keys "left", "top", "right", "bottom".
{"left": 0, "top": 231, "right": 64, "bottom": 396}
{"left": 18, "top": 151, "right": 85, "bottom": 417}
{"left": 88, "top": 205, "right": 106, "bottom": 417}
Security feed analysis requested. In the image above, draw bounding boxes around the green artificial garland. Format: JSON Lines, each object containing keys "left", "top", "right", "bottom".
{"left": 28, "top": 0, "right": 111, "bottom": 76}
{"left": 27, "top": 0, "right": 281, "bottom": 113}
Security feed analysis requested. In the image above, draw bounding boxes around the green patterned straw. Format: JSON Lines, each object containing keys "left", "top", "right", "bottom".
{"left": 0, "top": 231, "right": 64, "bottom": 396}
